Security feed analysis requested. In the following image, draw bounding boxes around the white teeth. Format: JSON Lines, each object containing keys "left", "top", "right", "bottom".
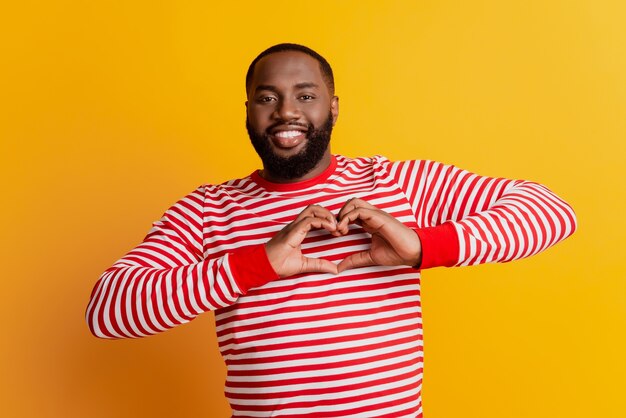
{"left": 274, "top": 130, "right": 303, "bottom": 139}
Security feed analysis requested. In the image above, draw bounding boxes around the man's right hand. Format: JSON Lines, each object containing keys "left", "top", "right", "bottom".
{"left": 265, "top": 205, "right": 344, "bottom": 277}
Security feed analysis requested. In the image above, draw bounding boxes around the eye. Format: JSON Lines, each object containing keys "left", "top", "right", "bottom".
{"left": 299, "top": 95, "right": 315, "bottom": 101}
{"left": 257, "top": 96, "right": 276, "bottom": 103}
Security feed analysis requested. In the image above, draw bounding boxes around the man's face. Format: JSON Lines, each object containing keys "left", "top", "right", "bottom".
{"left": 246, "top": 51, "right": 339, "bottom": 180}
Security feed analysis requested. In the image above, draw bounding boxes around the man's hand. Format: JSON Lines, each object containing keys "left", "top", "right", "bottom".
{"left": 265, "top": 199, "right": 422, "bottom": 277}
{"left": 265, "top": 205, "right": 341, "bottom": 277}
{"left": 336, "top": 198, "right": 422, "bottom": 272}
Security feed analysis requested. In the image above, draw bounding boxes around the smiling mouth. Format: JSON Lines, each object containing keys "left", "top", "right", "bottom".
{"left": 270, "top": 130, "right": 307, "bottom": 149}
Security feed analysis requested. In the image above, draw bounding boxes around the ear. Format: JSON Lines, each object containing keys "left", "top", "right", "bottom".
{"left": 331, "top": 96, "right": 339, "bottom": 125}
{"left": 245, "top": 100, "right": 248, "bottom": 109}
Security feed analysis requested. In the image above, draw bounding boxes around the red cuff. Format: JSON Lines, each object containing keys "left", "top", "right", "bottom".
{"left": 413, "top": 222, "right": 460, "bottom": 269}
{"left": 228, "top": 245, "right": 279, "bottom": 294}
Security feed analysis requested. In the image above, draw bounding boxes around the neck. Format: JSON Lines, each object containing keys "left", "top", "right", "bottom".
{"left": 260, "top": 151, "right": 332, "bottom": 184}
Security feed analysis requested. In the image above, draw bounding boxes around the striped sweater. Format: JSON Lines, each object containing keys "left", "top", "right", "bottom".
{"left": 86, "top": 154, "right": 577, "bottom": 417}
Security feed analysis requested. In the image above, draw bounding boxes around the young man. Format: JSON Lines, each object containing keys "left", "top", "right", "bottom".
{"left": 87, "top": 43, "right": 576, "bottom": 417}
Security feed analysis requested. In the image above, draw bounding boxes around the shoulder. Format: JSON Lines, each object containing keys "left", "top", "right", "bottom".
{"left": 188, "top": 172, "right": 257, "bottom": 198}
{"left": 161, "top": 172, "right": 248, "bottom": 210}
{"left": 335, "top": 154, "right": 437, "bottom": 174}
{"left": 335, "top": 154, "right": 441, "bottom": 168}
{"left": 334, "top": 154, "right": 394, "bottom": 170}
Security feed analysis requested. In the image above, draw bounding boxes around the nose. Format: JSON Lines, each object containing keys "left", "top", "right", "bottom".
{"left": 273, "top": 97, "right": 301, "bottom": 121}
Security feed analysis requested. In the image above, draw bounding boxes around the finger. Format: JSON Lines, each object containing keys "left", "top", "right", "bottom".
{"left": 337, "top": 207, "right": 379, "bottom": 232}
{"left": 301, "top": 256, "right": 338, "bottom": 275}
{"left": 337, "top": 198, "right": 377, "bottom": 220}
{"left": 286, "top": 217, "right": 338, "bottom": 246}
{"left": 337, "top": 251, "right": 376, "bottom": 273}
{"left": 295, "top": 204, "right": 337, "bottom": 226}
{"left": 337, "top": 198, "right": 359, "bottom": 221}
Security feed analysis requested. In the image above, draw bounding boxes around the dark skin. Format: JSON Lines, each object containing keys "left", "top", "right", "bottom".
{"left": 246, "top": 51, "right": 422, "bottom": 276}
{"left": 246, "top": 51, "right": 338, "bottom": 183}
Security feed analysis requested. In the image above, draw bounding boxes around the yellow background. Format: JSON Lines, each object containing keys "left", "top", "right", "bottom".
{"left": 1, "top": 1, "right": 624, "bottom": 417}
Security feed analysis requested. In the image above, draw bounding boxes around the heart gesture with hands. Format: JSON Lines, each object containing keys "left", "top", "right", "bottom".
{"left": 264, "top": 199, "right": 422, "bottom": 278}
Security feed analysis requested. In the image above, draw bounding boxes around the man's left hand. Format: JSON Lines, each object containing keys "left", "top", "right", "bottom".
{"left": 336, "top": 198, "right": 422, "bottom": 272}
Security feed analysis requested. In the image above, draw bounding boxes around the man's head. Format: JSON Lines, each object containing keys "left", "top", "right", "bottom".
{"left": 245, "top": 44, "right": 339, "bottom": 182}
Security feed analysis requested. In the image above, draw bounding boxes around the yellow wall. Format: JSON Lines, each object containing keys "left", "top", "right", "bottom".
{"left": 1, "top": 1, "right": 624, "bottom": 417}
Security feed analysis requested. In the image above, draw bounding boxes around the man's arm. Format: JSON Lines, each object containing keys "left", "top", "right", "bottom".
{"left": 86, "top": 187, "right": 280, "bottom": 339}
{"left": 384, "top": 159, "right": 577, "bottom": 269}
{"left": 86, "top": 189, "right": 341, "bottom": 339}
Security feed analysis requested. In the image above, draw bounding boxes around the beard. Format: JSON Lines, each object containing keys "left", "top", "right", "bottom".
{"left": 246, "top": 112, "right": 334, "bottom": 181}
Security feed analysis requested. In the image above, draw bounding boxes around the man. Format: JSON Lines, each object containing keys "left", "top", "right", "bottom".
{"left": 87, "top": 43, "right": 576, "bottom": 417}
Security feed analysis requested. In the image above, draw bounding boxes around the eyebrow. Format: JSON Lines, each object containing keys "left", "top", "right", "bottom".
{"left": 254, "top": 82, "right": 320, "bottom": 93}
{"left": 294, "top": 82, "right": 320, "bottom": 89}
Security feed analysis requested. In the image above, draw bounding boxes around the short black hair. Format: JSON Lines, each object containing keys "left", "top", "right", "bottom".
{"left": 245, "top": 43, "right": 335, "bottom": 95}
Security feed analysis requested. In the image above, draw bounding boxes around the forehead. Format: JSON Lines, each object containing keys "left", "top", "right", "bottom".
{"left": 249, "top": 51, "right": 327, "bottom": 92}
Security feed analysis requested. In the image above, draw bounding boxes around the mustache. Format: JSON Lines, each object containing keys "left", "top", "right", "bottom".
{"left": 265, "top": 121, "right": 310, "bottom": 134}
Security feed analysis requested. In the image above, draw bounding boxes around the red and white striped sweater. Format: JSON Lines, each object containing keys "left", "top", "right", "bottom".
{"left": 86, "top": 155, "right": 576, "bottom": 417}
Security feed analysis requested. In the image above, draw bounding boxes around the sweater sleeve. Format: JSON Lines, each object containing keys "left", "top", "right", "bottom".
{"left": 85, "top": 186, "right": 278, "bottom": 339}
{"left": 384, "top": 159, "right": 577, "bottom": 269}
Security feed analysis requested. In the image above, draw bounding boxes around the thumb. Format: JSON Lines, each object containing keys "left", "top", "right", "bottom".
{"left": 301, "top": 257, "right": 339, "bottom": 275}
{"left": 337, "top": 251, "right": 376, "bottom": 273}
